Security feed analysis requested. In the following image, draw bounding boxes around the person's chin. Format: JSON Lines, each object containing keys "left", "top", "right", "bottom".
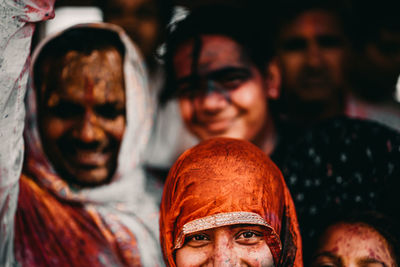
{"left": 193, "top": 121, "right": 238, "bottom": 140}
{"left": 196, "top": 127, "right": 246, "bottom": 141}
{"left": 67, "top": 165, "right": 111, "bottom": 187}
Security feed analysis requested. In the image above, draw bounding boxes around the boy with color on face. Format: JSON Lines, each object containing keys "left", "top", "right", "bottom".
{"left": 160, "top": 5, "right": 281, "bottom": 156}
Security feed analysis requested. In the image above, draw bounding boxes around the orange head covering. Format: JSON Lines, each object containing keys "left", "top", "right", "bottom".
{"left": 160, "top": 137, "right": 303, "bottom": 266}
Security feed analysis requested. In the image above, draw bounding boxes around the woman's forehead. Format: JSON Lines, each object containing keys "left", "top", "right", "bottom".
{"left": 41, "top": 48, "right": 125, "bottom": 105}
{"left": 174, "top": 35, "right": 254, "bottom": 79}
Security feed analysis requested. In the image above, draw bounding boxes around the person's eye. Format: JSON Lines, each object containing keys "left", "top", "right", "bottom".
{"left": 281, "top": 38, "right": 308, "bottom": 52}
{"left": 235, "top": 230, "right": 263, "bottom": 245}
{"left": 48, "top": 101, "right": 84, "bottom": 119}
{"left": 313, "top": 263, "right": 336, "bottom": 267}
{"left": 312, "top": 261, "right": 337, "bottom": 267}
{"left": 217, "top": 74, "right": 249, "bottom": 90}
{"left": 184, "top": 234, "right": 211, "bottom": 248}
{"left": 317, "top": 35, "right": 343, "bottom": 49}
{"left": 311, "top": 257, "right": 339, "bottom": 267}
{"left": 95, "top": 104, "right": 125, "bottom": 119}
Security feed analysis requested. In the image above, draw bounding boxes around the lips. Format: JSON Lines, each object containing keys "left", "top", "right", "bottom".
{"left": 58, "top": 138, "right": 114, "bottom": 169}
{"left": 298, "top": 70, "right": 332, "bottom": 89}
{"left": 301, "top": 78, "right": 330, "bottom": 88}
{"left": 198, "top": 118, "right": 234, "bottom": 134}
{"left": 72, "top": 150, "right": 112, "bottom": 167}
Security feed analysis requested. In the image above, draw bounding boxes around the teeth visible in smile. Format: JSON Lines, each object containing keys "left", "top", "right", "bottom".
{"left": 72, "top": 151, "right": 111, "bottom": 166}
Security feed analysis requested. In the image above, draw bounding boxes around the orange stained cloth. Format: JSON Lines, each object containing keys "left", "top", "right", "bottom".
{"left": 160, "top": 137, "right": 303, "bottom": 267}
{"left": 15, "top": 174, "right": 142, "bottom": 266}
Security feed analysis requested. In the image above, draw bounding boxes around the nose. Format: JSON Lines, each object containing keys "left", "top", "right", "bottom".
{"left": 194, "top": 81, "right": 230, "bottom": 113}
{"left": 212, "top": 235, "right": 238, "bottom": 266}
{"left": 306, "top": 41, "right": 323, "bottom": 68}
{"left": 73, "top": 110, "right": 105, "bottom": 143}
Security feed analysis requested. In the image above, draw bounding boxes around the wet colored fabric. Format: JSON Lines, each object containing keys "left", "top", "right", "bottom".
{"left": 0, "top": 1, "right": 55, "bottom": 265}
{"left": 1, "top": 23, "right": 163, "bottom": 266}
{"left": 160, "top": 137, "right": 303, "bottom": 267}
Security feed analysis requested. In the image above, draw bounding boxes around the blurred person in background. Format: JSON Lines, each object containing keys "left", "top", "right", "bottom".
{"left": 273, "top": 0, "right": 351, "bottom": 125}
{"left": 100, "top": 0, "right": 172, "bottom": 74}
{"left": 1, "top": 23, "right": 162, "bottom": 266}
{"left": 100, "top": 0, "right": 198, "bottom": 179}
{"left": 346, "top": 0, "right": 400, "bottom": 131}
{"left": 161, "top": 5, "right": 281, "bottom": 156}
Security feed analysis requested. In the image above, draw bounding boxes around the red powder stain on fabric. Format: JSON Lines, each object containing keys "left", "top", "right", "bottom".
{"left": 23, "top": 0, "right": 55, "bottom": 18}
{"left": 17, "top": 25, "right": 35, "bottom": 38}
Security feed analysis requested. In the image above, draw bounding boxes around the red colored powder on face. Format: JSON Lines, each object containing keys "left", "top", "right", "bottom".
{"left": 84, "top": 75, "right": 94, "bottom": 104}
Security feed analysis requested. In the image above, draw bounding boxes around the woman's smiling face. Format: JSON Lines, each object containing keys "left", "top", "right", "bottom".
{"left": 175, "top": 224, "right": 275, "bottom": 267}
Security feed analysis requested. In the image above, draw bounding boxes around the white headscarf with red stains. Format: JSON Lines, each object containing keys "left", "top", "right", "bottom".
{"left": 24, "top": 23, "right": 162, "bottom": 266}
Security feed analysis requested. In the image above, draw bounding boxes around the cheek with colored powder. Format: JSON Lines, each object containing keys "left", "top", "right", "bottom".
{"left": 99, "top": 116, "right": 125, "bottom": 141}
{"left": 41, "top": 117, "right": 74, "bottom": 140}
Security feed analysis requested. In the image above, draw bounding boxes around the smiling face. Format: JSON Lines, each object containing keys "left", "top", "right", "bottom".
{"left": 277, "top": 10, "right": 348, "bottom": 105}
{"left": 175, "top": 225, "right": 275, "bottom": 267}
{"left": 39, "top": 47, "right": 125, "bottom": 186}
{"left": 173, "top": 35, "right": 278, "bottom": 143}
{"left": 312, "top": 223, "right": 396, "bottom": 267}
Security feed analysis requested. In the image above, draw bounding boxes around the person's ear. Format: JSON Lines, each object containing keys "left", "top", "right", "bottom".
{"left": 264, "top": 59, "right": 281, "bottom": 100}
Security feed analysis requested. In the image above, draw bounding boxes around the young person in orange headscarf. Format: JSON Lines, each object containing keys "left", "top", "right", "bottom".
{"left": 160, "top": 138, "right": 303, "bottom": 267}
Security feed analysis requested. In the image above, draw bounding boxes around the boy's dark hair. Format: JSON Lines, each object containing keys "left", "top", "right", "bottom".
{"left": 160, "top": 5, "right": 275, "bottom": 104}
{"left": 34, "top": 26, "right": 125, "bottom": 99}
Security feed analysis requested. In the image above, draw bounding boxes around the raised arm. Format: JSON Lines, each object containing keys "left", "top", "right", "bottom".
{"left": 0, "top": 1, "right": 54, "bottom": 265}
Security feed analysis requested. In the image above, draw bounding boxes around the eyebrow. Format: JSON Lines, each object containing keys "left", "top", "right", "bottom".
{"left": 176, "top": 67, "right": 251, "bottom": 85}
{"left": 313, "top": 252, "right": 343, "bottom": 267}
{"left": 357, "top": 257, "right": 387, "bottom": 267}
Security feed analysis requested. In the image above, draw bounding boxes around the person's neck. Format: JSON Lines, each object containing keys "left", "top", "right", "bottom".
{"left": 287, "top": 97, "right": 345, "bottom": 125}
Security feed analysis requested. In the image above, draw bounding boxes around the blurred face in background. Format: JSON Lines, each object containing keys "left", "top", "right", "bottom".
{"left": 277, "top": 10, "right": 349, "bottom": 105}
{"left": 175, "top": 225, "right": 275, "bottom": 267}
{"left": 353, "top": 29, "right": 400, "bottom": 100}
{"left": 103, "top": 0, "right": 163, "bottom": 62}
{"left": 312, "top": 222, "right": 396, "bottom": 267}
{"left": 173, "top": 35, "right": 279, "bottom": 143}
{"left": 39, "top": 47, "right": 126, "bottom": 186}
